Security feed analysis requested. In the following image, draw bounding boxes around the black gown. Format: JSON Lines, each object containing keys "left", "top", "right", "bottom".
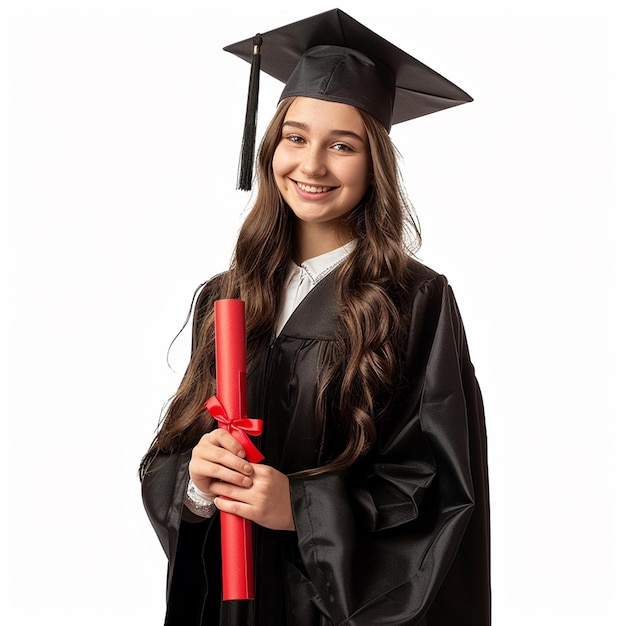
{"left": 141, "top": 259, "right": 491, "bottom": 625}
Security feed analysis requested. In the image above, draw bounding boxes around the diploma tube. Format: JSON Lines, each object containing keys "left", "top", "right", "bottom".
{"left": 208, "top": 298, "right": 263, "bottom": 605}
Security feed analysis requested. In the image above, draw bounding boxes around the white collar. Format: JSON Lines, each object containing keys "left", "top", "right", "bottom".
{"left": 288, "top": 240, "right": 356, "bottom": 286}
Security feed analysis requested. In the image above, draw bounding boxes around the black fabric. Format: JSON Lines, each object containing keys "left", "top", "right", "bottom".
{"left": 141, "top": 259, "right": 491, "bottom": 625}
{"left": 278, "top": 45, "right": 396, "bottom": 131}
{"left": 223, "top": 8, "right": 473, "bottom": 130}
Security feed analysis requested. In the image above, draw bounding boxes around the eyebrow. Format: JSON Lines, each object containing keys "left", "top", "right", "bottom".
{"left": 282, "top": 120, "right": 367, "bottom": 143}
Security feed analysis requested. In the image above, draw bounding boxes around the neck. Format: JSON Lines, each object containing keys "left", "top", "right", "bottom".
{"left": 293, "top": 221, "right": 352, "bottom": 264}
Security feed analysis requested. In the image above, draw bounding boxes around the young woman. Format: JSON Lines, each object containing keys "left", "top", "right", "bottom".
{"left": 140, "top": 9, "right": 490, "bottom": 626}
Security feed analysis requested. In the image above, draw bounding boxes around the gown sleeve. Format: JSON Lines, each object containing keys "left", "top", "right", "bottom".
{"left": 140, "top": 278, "right": 223, "bottom": 622}
{"left": 287, "top": 275, "right": 490, "bottom": 626}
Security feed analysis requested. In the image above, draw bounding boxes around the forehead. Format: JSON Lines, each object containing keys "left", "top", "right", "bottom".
{"left": 284, "top": 97, "right": 367, "bottom": 135}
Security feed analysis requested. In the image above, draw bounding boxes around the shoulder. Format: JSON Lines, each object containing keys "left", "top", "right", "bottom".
{"left": 400, "top": 260, "right": 470, "bottom": 372}
{"left": 402, "top": 257, "right": 468, "bottom": 338}
{"left": 404, "top": 257, "right": 451, "bottom": 302}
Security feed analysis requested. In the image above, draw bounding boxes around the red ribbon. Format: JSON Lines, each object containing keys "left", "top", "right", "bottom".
{"left": 205, "top": 396, "right": 264, "bottom": 463}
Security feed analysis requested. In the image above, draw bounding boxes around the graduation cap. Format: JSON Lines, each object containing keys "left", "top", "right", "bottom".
{"left": 225, "top": 8, "right": 473, "bottom": 190}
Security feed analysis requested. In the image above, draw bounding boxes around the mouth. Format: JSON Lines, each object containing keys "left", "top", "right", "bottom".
{"left": 295, "top": 180, "right": 335, "bottom": 194}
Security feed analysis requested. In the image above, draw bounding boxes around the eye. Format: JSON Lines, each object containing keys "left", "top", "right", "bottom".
{"left": 285, "top": 134, "right": 305, "bottom": 144}
{"left": 331, "top": 142, "right": 354, "bottom": 153}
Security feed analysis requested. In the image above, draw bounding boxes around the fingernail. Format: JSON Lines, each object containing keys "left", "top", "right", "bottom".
{"left": 243, "top": 477, "right": 252, "bottom": 487}
{"left": 237, "top": 450, "right": 246, "bottom": 458}
{"left": 243, "top": 463, "right": 252, "bottom": 473}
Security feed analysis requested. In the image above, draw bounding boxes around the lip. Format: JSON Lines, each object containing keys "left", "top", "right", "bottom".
{"left": 291, "top": 179, "right": 337, "bottom": 199}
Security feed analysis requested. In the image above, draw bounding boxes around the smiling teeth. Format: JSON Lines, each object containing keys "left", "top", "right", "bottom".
{"left": 298, "top": 182, "right": 332, "bottom": 193}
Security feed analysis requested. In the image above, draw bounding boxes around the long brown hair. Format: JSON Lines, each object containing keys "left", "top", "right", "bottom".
{"left": 140, "top": 97, "right": 421, "bottom": 478}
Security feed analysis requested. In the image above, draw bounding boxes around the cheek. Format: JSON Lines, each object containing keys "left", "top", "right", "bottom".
{"left": 272, "top": 152, "right": 289, "bottom": 198}
{"left": 341, "top": 159, "right": 371, "bottom": 193}
{"left": 272, "top": 146, "right": 291, "bottom": 182}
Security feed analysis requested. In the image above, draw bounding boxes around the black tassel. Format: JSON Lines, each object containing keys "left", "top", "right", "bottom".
{"left": 237, "top": 34, "right": 263, "bottom": 191}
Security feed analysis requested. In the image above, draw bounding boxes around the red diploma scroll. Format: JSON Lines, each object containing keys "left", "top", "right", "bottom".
{"left": 204, "top": 299, "right": 264, "bottom": 601}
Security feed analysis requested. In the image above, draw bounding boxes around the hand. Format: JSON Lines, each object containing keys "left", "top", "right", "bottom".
{"left": 189, "top": 429, "right": 254, "bottom": 496}
{"left": 212, "top": 463, "right": 296, "bottom": 532}
{"left": 189, "top": 429, "right": 295, "bottom": 532}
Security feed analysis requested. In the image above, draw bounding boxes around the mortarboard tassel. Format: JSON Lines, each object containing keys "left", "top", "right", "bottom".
{"left": 236, "top": 34, "right": 263, "bottom": 191}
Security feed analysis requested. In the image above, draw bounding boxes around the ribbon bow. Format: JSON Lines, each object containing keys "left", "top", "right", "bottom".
{"left": 205, "top": 396, "right": 264, "bottom": 463}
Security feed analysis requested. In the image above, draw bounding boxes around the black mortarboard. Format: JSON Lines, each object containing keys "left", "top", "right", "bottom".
{"left": 225, "top": 8, "right": 473, "bottom": 190}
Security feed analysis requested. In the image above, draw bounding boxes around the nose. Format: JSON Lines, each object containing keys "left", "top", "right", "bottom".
{"left": 299, "top": 146, "right": 327, "bottom": 178}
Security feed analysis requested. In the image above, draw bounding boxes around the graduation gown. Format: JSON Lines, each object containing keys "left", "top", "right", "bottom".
{"left": 141, "top": 259, "right": 491, "bottom": 625}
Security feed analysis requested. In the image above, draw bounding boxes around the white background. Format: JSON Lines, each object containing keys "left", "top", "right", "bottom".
{"left": 2, "top": 1, "right": 624, "bottom": 624}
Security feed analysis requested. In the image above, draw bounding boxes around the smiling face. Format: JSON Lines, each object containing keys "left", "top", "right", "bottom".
{"left": 272, "top": 97, "right": 372, "bottom": 260}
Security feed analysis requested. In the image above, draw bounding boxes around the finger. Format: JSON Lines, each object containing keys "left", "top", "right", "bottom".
{"left": 192, "top": 439, "right": 253, "bottom": 476}
{"left": 211, "top": 479, "right": 255, "bottom": 502}
{"left": 190, "top": 458, "right": 254, "bottom": 489}
{"left": 214, "top": 496, "right": 255, "bottom": 521}
{"left": 213, "top": 465, "right": 295, "bottom": 531}
{"left": 199, "top": 429, "right": 247, "bottom": 458}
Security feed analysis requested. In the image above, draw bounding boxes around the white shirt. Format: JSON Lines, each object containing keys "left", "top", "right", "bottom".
{"left": 275, "top": 241, "right": 356, "bottom": 335}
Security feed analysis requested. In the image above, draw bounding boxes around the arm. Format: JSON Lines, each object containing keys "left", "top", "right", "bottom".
{"left": 286, "top": 277, "right": 489, "bottom": 625}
